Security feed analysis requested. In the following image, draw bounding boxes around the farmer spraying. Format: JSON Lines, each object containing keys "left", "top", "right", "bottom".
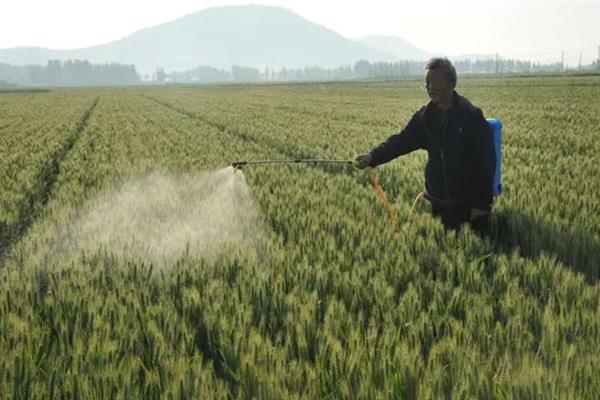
{"left": 354, "top": 58, "right": 497, "bottom": 235}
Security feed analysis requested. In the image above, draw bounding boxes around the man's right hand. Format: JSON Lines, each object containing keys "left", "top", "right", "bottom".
{"left": 353, "top": 154, "right": 372, "bottom": 169}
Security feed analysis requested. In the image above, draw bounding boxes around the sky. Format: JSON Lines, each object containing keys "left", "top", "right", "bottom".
{"left": 1, "top": 0, "right": 599, "bottom": 64}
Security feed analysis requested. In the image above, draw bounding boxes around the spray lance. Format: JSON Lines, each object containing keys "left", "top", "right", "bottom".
{"left": 231, "top": 158, "right": 404, "bottom": 234}
{"left": 232, "top": 159, "right": 353, "bottom": 169}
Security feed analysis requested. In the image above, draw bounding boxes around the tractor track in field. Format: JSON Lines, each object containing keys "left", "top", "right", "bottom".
{"left": 0, "top": 97, "right": 100, "bottom": 265}
{"left": 140, "top": 94, "right": 314, "bottom": 161}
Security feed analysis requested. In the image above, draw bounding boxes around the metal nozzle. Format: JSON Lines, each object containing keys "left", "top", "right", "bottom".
{"left": 232, "top": 161, "right": 247, "bottom": 170}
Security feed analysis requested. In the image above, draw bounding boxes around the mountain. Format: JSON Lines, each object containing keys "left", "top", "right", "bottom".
{"left": 2, "top": 6, "right": 396, "bottom": 73}
{"left": 356, "top": 36, "right": 431, "bottom": 61}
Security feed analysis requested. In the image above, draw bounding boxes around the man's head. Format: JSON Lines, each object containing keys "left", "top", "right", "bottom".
{"left": 425, "top": 57, "right": 456, "bottom": 108}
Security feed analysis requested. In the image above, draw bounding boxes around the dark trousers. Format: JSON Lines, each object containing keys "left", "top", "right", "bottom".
{"left": 431, "top": 203, "right": 490, "bottom": 236}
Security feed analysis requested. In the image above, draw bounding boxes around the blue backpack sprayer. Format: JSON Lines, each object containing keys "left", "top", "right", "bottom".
{"left": 488, "top": 118, "right": 503, "bottom": 197}
{"left": 232, "top": 119, "right": 503, "bottom": 231}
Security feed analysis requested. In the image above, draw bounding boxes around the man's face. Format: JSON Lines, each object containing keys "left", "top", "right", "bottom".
{"left": 425, "top": 68, "right": 454, "bottom": 105}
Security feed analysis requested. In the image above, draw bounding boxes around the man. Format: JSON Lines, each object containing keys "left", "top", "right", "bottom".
{"left": 354, "top": 58, "right": 496, "bottom": 234}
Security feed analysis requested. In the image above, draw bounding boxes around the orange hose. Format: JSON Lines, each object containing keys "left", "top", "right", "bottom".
{"left": 366, "top": 168, "right": 401, "bottom": 234}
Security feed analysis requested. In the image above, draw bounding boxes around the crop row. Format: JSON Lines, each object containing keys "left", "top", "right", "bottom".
{"left": 0, "top": 91, "right": 98, "bottom": 259}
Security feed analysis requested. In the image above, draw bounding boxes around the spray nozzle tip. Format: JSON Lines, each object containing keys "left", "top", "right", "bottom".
{"left": 231, "top": 162, "right": 247, "bottom": 171}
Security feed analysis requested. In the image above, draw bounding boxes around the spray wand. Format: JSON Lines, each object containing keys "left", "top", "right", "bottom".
{"left": 232, "top": 159, "right": 352, "bottom": 170}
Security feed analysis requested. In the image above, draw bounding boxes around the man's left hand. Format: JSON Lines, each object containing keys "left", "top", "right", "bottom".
{"left": 353, "top": 154, "right": 372, "bottom": 170}
{"left": 470, "top": 208, "right": 490, "bottom": 221}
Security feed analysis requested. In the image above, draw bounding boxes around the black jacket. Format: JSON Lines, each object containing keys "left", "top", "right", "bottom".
{"left": 369, "top": 92, "right": 496, "bottom": 210}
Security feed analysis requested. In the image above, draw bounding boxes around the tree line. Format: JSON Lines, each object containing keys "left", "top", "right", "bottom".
{"left": 2, "top": 57, "right": 597, "bottom": 87}
{"left": 163, "top": 58, "right": 598, "bottom": 84}
{"left": 0, "top": 60, "right": 140, "bottom": 86}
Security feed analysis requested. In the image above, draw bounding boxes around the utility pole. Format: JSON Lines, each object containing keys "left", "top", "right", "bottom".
{"left": 579, "top": 51, "right": 582, "bottom": 70}
{"left": 495, "top": 52, "right": 499, "bottom": 74}
{"left": 561, "top": 51, "right": 564, "bottom": 72}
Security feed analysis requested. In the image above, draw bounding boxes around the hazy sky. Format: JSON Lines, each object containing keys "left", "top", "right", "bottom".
{"left": 2, "top": 0, "right": 599, "bottom": 64}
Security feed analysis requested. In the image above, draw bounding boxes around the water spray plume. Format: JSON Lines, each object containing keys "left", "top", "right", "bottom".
{"left": 48, "top": 169, "right": 266, "bottom": 268}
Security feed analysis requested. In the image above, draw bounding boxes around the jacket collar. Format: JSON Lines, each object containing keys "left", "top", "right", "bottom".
{"left": 425, "top": 91, "right": 467, "bottom": 117}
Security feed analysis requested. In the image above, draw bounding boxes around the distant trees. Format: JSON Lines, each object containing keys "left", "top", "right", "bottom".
{"left": 168, "top": 66, "right": 232, "bottom": 83}
{"left": 257, "top": 57, "right": 585, "bottom": 82}
{"left": 154, "top": 68, "right": 166, "bottom": 83}
{"left": 354, "top": 60, "right": 370, "bottom": 79}
{"left": 0, "top": 60, "right": 140, "bottom": 86}
{"left": 2, "top": 55, "right": 592, "bottom": 87}
{"left": 162, "top": 57, "right": 587, "bottom": 85}
{"left": 165, "top": 64, "right": 262, "bottom": 83}
{"left": 231, "top": 65, "right": 260, "bottom": 81}
{"left": 0, "top": 80, "right": 18, "bottom": 88}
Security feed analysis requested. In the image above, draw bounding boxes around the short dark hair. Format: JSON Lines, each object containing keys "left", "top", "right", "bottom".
{"left": 426, "top": 57, "right": 457, "bottom": 86}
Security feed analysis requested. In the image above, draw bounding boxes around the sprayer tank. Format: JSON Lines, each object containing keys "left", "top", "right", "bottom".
{"left": 487, "top": 118, "right": 503, "bottom": 196}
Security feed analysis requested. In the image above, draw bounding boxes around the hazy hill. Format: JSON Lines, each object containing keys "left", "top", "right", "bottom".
{"left": 356, "top": 35, "right": 431, "bottom": 61}
{"left": 2, "top": 6, "right": 396, "bottom": 73}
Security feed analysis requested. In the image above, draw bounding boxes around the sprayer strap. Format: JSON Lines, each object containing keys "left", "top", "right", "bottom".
{"left": 422, "top": 189, "right": 469, "bottom": 206}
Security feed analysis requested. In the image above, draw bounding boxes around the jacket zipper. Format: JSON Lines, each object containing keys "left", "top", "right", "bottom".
{"left": 440, "top": 113, "right": 451, "bottom": 199}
